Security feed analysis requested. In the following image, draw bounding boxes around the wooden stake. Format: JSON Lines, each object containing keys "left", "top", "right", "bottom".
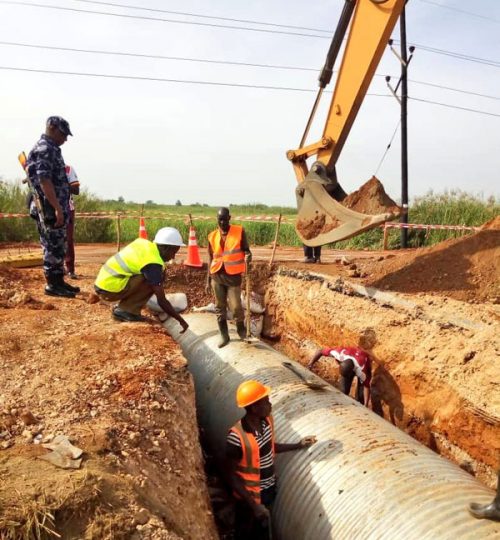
{"left": 382, "top": 223, "right": 389, "bottom": 250}
{"left": 269, "top": 213, "right": 282, "bottom": 266}
{"left": 116, "top": 212, "right": 121, "bottom": 252}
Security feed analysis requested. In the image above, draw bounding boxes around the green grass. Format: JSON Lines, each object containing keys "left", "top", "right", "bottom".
{"left": 0, "top": 180, "right": 497, "bottom": 249}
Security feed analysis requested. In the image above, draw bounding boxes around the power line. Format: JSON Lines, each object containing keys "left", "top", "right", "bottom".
{"left": 2, "top": 0, "right": 499, "bottom": 68}
{"left": 73, "top": 0, "right": 333, "bottom": 34}
{"left": 409, "top": 96, "right": 500, "bottom": 118}
{"left": 406, "top": 42, "right": 500, "bottom": 68}
{"left": 0, "top": 64, "right": 498, "bottom": 118}
{"left": 418, "top": 0, "right": 500, "bottom": 24}
{"left": 0, "top": 1, "right": 329, "bottom": 39}
{"left": 0, "top": 64, "right": 390, "bottom": 95}
{"left": 408, "top": 78, "right": 500, "bottom": 101}
{"left": 0, "top": 40, "right": 319, "bottom": 72}
{"left": 374, "top": 120, "right": 401, "bottom": 176}
{"left": 2, "top": 40, "right": 499, "bottom": 101}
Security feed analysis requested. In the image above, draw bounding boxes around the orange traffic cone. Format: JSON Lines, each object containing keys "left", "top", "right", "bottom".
{"left": 184, "top": 226, "right": 203, "bottom": 268}
{"left": 138, "top": 216, "right": 148, "bottom": 239}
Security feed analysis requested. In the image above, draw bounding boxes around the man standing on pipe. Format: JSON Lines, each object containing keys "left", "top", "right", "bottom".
{"left": 206, "top": 207, "right": 252, "bottom": 348}
{"left": 308, "top": 344, "right": 372, "bottom": 407}
{"left": 226, "top": 380, "right": 316, "bottom": 539}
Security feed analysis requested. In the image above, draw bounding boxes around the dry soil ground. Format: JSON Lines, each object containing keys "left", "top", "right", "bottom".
{"left": 0, "top": 221, "right": 499, "bottom": 538}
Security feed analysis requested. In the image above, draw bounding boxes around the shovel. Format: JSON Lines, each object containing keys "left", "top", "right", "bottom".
{"left": 245, "top": 261, "right": 253, "bottom": 343}
{"left": 282, "top": 361, "right": 328, "bottom": 390}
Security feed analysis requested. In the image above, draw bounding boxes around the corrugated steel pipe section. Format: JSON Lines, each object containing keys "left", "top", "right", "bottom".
{"left": 165, "top": 314, "right": 499, "bottom": 539}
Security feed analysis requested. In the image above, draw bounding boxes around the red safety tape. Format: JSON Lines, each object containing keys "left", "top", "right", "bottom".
{"left": 0, "top": 212, "right": 478, "bottom": 231}
{"left": 0, "top": 212, "right": 290, "bottom": 223}
{"left": 384, "top": 222, "right": 480, "bottom": 232}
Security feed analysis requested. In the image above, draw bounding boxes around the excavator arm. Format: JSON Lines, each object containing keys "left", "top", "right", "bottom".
{"left": 287, "top": 0, "right": 406, "bottom": 246}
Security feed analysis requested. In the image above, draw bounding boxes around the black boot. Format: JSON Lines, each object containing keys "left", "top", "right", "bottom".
{"left": 236, "top": 320, "right": 247, "bottom": 340}
{"left": 57, "top": 275, "right": 80, "bottom": 294}
{"left": 469, "top": 471, "right": 500, "bottom": 521}
{"left": 217, "top": 320, "right": 230, "bottom": 348}
{"left": 45, "top": 275, "right": 76, "bottom": 298}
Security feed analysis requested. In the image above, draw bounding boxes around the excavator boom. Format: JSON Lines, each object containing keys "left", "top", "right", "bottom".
{"left": 287, "top": 0, "right": 406, "bottom": 246}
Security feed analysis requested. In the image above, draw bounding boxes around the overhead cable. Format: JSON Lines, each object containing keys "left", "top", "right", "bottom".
{"left": 0, "top": 64, "right": 389, "bottom": 94}
{"left": 374, "top": 120, "right": 401, "bottom": 176}
{"left": 0, "top": 64, "right": 499, "bottom": 118}
{"left": 1, "top": 40, "right": 498, "bottom": 101}
{"left": 1, "top": 0, "right": 499, "bottom": 68}
{"left": 73, "top": 0, "right": 333, "bottom": 34}
{"left": 418, "top": 0, "right": 500, "bottom": 24}
{"left": 409, "top": 96, "right": 500, "bottom": 118}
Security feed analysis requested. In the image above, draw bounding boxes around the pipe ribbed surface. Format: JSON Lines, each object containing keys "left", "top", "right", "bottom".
{"left": 165, "top": 314, "right": 499, "bottom": 540}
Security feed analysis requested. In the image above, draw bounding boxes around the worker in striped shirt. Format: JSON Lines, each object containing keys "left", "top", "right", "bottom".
{"left": 226, "top": 380, "right": 316, "bottom": 540}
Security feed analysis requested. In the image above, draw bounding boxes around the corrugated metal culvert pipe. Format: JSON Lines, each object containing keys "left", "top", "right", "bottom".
{"left": 165, "top": 314, "right": 499, "bottom": 539}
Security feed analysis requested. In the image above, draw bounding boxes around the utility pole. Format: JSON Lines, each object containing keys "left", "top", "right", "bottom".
{"left": 386, "top": 5, "right": 414, "bottom": 249}
{"left": 400, "top": 4, "right": 409, "bottom": 248}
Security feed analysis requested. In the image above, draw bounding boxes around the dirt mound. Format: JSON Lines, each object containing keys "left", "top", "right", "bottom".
{"left": 368, "top": 226, "right": 500, "bottom": 302}
{"left": 296, "top": 177, "right": 400, "bottom": 240}
{"left": 342, "top": 176, "right": 400, "bottom": 215}
{"left": 481, "top": 215, "right": 500, "bottom": 230}
{"left": 0, "top": 264, "right": 217, "bottom": 539}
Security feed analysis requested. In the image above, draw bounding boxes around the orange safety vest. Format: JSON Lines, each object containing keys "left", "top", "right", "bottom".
{"left": 208, "top": 225, "right": 246, "bottom": 275}
{"left": 229, "top": 416, "right": 275, "bottom": 504}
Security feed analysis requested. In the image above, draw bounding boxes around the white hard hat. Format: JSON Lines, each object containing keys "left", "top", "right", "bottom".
{"left": 153, "top": 227, "right": 185, "bottom": 246}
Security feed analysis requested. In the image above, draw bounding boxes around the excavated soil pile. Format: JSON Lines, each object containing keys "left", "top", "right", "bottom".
{"left": 296, "top": 176, "right": 400, "bottom": 239}
{"left": 0, "top": 264, "right": 217, "bottom": 539}
{"left": 342, "top": 176, "right": 400, "bottom": 216}
{"left": 368, "top": 216, "right": 500, "bottom": 302}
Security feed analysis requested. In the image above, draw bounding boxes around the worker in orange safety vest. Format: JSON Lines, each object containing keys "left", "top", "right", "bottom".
{"left": 226, "top": 380, "right": 316, "bottom": 540}
{"left": 206, "top": 207, "right": 252, "bottom": 348}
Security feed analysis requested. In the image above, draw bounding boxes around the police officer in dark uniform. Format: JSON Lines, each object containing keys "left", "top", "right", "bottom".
{"left": 26, "top": 116, "right": 80, "bottom": 298}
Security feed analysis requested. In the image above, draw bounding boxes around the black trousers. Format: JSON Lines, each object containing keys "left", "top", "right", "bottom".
{"left": 303, "top": 245, "right": 321, "bottom": 260}
{"left": 339, "top": 370, "right": 365, "bottom": 404}
{"left": 234, "top": 488, "right": 275, "bottom": 540}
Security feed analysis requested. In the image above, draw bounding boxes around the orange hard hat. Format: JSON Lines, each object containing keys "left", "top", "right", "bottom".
{"left": 236, "top": 380, "right": 271, "bottom": 408}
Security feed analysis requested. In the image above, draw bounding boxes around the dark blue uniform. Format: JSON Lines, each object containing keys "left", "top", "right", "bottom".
{"left": 27, "top": 134, "right": 70, "bottom": 279}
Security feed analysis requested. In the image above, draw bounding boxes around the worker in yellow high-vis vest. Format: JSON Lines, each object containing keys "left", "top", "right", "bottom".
{"left": 94, "top": 227, "right": 189, "bottom": 331}
{"left": 206, "top": 207, "right": 252, "bottom": 348}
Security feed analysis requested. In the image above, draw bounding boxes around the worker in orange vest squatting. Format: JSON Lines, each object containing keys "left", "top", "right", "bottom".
{"left": 206, "top": 207, "right": 252, "bottom": 348}
{"left": 226, "top": 380, "right": 317, "bottom": 539}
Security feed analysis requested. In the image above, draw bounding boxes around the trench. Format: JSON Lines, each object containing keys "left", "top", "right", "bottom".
{"left": 164, "top": 312, "right": 498, "bottom": 539}
{"left": 258, "top": 266, "right": 498, "bottom": 489}
{"left": 164, "top": 262, "right": 499, "bottom": 538}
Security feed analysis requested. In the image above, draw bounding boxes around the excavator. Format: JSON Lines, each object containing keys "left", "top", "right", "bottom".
{"left": 287, "top": 0, "right": 406, "bottom": 246}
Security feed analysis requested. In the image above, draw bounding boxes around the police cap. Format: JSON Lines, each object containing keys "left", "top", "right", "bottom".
{"left": 46, "top": 116, "right": 73, "bottom": 136}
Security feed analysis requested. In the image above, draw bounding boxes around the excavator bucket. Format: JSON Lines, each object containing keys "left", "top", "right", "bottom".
{"left": 295, "top": 170, "right": 400, "bottom": 247}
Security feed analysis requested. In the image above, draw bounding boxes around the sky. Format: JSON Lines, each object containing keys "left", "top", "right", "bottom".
{"left": 0, "top": 0, "right": 499, "bottom": 207}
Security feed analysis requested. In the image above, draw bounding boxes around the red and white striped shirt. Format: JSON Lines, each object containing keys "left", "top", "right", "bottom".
{"left": 321, "top": 347, "right": 372, "bottom": 387}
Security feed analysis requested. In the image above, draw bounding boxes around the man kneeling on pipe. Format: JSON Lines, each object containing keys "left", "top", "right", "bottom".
{"left": 226, "top": 380, "right": 316, "bottom": 540}
{"left": 94, "top": 227, "right": 189, "bottom": 331}
{"left": 308, "top": 344, "right": 372, "bottom": 407}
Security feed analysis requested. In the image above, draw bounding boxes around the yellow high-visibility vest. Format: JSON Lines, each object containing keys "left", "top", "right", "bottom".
{"left": 95, "top": 238, "right": 164, "bottom": 292}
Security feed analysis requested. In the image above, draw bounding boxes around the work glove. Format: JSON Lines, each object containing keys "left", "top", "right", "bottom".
{"left": 205, "top": 276, "right": 211, "bottom": 295}
{"left": 245, "top": 253, "right": 252, "bottom": 264}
